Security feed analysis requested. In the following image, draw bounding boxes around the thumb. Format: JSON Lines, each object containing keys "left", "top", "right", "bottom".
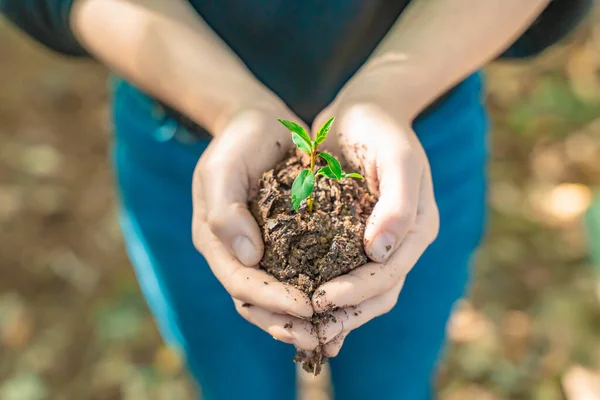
{"left": 207, "top": 202, "right": 264, "bottom": 267}
{"left": 193, "top": 137, "right": 265, "bottom": 267}
{"left": 364, "top": 149, "right": 422, "bottom": 263}
{"left": 193, "top": 108, "right": 312, "bottom": 266}
{"left": 193, "top": 162, "right": 264, "bottom": 266}
{"left": 193, "top": 109, "right": 298, "bottom": 267}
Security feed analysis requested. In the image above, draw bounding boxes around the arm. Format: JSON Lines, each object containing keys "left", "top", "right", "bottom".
{"left": 1, "top": 0, "right": 284, "bottom": 134}
{"left": 71, "top": 0, "right": 288, "bottom": 135}
{"left": 310, "top": 0, "right": 574, "bottom": 356}
{"left": 2, "top": 0, "right": 318, "bottom": 349}
{"left": 340, "top": 0, "right": 553, "bottom": 121}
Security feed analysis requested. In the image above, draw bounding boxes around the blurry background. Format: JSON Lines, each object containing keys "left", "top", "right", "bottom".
{"left": 3, "top": 5, "right": 600, "bottom": 400}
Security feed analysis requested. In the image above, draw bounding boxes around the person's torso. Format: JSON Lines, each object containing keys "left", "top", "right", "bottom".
{"left": 188, "top": 0, "right": 412, "bottom": 122}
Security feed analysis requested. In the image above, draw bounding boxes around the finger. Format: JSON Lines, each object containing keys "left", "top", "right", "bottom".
{"left": 234, "top": 299, "right": 318, "bottom": 351}
{"left": 194, "top": 148, "right": 263, "bottom": 267}
{"left": 312, "top": 193, "right": 437, "bottom": 313}
{"left": 194, "top": 220, "right": 313, "bottom": 318}
{"left": 322, "top": 332, "right": 348, "bottom": 358}
{"left": 194, "top": 110, "right": 296, "bottom": 267}
{"left": 318, "top": 278, "right": 405, "bottom": 342}
{"left": 363, "top": 146, "right": 422, "bottom": 263}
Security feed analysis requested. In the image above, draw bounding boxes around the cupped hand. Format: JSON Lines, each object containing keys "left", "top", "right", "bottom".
{"left": 192, "top": 106, "right": 318, "bottom": 351}
{"left": 310, "top": 100, "right": 440, "bottom": 357}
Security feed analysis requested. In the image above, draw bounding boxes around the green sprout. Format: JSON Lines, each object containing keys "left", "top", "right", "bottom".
{"left": 278, "top": 117, "right": 364, "bottom": 212}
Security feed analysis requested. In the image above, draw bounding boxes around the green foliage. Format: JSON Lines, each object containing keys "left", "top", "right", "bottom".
{"left": 292, "top": 132, "right": 312, "bottom": 153}
{"left": 278, "top": 119, "right": 312, "bottom": 152}
{"left": 316, "top": 165, "right": 364, "bottom": 181}
{"left": 279, "top": 117, "right": 363, "bottom": 212}
{"left": 315, "top": 117, "right": 335, "bottom": 146}
{"left": 506, "top": 75, "right": 600, "bottom": 139}
{"left": 343, "top": 172, "right": 364, "bottom": 179}
{"left": 291, "top": 169, "right": 315, "bottom": 212}
{"left": 584, "top": 191, "right": 600, "bottom": 277}
{"left": 318, "top": 152, "right": 342, "bottom": 179}
{"left": 319, "top": 152, "right": 364, "bottom": 181}
{"left": 316, "top": 166, "right": 337, "bottom": 179}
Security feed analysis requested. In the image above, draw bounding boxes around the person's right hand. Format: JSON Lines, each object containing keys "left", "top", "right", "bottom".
{"left": 72, "top": 0, "right": 319, "bottom": 351}
{"left": 191, "top": 105, "right": 319, "bottom": 352}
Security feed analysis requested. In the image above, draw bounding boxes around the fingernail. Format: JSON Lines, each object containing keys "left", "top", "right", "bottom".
{"left": 369, "top": 232, "right": 395, "bottom": 262}
{"left": 233, "top": 236, "right": 257, "bottom": 266}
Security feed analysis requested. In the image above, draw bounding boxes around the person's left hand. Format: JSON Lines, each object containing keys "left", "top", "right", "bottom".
{"left": 309, "top": 92, "right": 441, "bottom": 357}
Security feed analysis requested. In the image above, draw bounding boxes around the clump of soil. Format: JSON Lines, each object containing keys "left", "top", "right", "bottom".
{"left": 249, "top": 149, "right": 376, "bottom": 374}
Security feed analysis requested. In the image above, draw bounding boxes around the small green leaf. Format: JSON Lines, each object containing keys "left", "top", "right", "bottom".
{"left": 316, "top": 166, "right": 337, "bottom": 179}
{"left": 291, "top": 169, "right": 315, "bottom": 211}
{"left": 343, "top": 172, "right": 364, "bottom": 180}
{"left": 315, "top": 117, "right": 335, "bottom": 146}
{"left": 318, "top": 152, "right": 342, "bottom": 180}
{"left": 292, "top": 133, "right": 312, "bottom": 153}
{"left": 278, "top": 119, "right": 312, "bottom": 151}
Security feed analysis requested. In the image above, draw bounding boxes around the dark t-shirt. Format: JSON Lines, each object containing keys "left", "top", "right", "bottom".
{"left": 0, "top": 0, "right": 592, "bottom": 122}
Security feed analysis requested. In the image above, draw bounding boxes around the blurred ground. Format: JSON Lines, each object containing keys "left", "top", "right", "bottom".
{"left": 3, "top": 7, "right": 600, "bottom": 400}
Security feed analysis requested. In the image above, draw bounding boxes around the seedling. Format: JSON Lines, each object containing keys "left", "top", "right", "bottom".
{"left": 278, "top": 117, "right": 364, "bottom": 212}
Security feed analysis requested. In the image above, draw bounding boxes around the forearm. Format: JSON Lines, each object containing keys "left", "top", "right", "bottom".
{"left": 71, "top": 0, "right": 284, "bottom": 134}
{"left": 343, "top": 0, "right": 550, "bottom": 120}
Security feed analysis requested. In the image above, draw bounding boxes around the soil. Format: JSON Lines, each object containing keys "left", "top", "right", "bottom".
{"left": 249, "top": 149, "right": 376, "bottom": 375}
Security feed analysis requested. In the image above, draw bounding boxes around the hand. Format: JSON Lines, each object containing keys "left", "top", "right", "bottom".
{"left": 310, "top": 96, "right": 440, "bottom": 357}
{"left": 192, "top": 105, "right": 318, "bottom": 351}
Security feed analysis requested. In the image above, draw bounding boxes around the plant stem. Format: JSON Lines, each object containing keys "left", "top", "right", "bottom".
{"left": 308, "top": 148, "right": 316, "bottom": 212}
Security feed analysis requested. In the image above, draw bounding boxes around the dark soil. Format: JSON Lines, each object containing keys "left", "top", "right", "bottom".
{"left": 250, "top": 149, "right": 376, "bottom": 374}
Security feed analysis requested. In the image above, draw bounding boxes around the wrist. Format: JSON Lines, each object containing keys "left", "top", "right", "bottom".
{"left": 337, "top": 56, "right": 443, "bottom": 122}
{"left": 150, "top": 28, "right": 282, "bottom": 135}
{"left": 153, "top": 22, "right": 287, "bottom": 135}
{"left": 182, "top": 78, "right": 288, "bottom": 136}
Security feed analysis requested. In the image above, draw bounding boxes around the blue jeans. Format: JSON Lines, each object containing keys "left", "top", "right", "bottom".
{"left": 110, "top": 73, "right": 488, "bottom": 400}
